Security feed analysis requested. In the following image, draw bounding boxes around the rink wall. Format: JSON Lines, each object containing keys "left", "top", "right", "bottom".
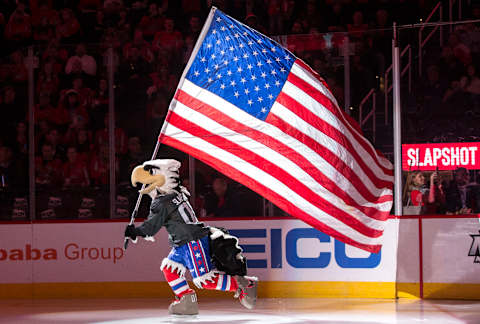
{"left": 0, "top": 216, "right": 479, "bottom": 299}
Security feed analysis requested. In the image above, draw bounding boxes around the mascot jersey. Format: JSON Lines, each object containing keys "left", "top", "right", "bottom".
{"left": 135, "top": 191, "right": 210, "bottom": 247}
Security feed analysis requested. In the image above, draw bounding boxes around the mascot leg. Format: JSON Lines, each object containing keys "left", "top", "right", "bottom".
{"left": 161, "top": 258, "right": 198, "bottom": 315}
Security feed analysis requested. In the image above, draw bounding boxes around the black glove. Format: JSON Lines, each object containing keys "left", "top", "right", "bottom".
{"left": 124, "top": 224, "right": 138, "bottom": 243}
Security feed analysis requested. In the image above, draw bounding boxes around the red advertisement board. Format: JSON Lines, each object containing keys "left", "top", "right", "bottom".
{"left": 402, "top": 142, "right": 480, "bottom": 171}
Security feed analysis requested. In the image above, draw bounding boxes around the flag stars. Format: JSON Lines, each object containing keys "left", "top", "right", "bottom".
{"left": 271, "top": 70, "right": 277, "bottom": 75}
{"left": 227, "top": 70, "right": 232, "bottom": 76}
{"left": 229, "top": 24, "right": 234, "bottom": 28}
{"left": 195, "top": 253, "right": 201, "bottom": 258}
{"left": 275, "top": 57, "right": 281, "bottom": 62}
{"left": 208, "top": 77, "right": 213, "bottom": 82}
{"left": 275, "top": 80, "right": 281, "bottom": 86}
{"left": 257, "top": 39, "right": 262, "bottom": 44}
{"left": 225, "top": 36, "right": 230, "bottom": 41}
{"left": 248, "top": 40, "right": 253, "bottom": 46}
{"left": 234, "top": 33, "right": 240, "bottom": 38}
{"left": 220, "top": 50, "right": 225, "bottom": 55}
{"left": 266, "top": 59, "right": 272, "bottom": 64}
{"left": 237, "top": 67, "right": 243, "bottom": 73}
{"left": 216, "top": 39, "right": 221, "bottom": 45}
{"left": 239, "top": 43, "right": 244, "bottom": 48}
{"left": 220, "top": 83, "right": 226, "bottom": 89}
{"left": 216, "top": 73, "right": 222, "bottom": 79}
{"left": 257, "top": 97, "right": 263, "bottom": 102}
{"left": 271, "top": 47, "right": 276, "bottom": 52}
{"left": 200, "top": 57, "right": 206, "bottom": 63}
{"left": 251, "top": 74, "right": 257, "bottom": 80}
{"left": 204, "top": 67, "right": 210, "bottom": 73}
{"left": 221, "top": 26, "right": 226, "bottom": 31}
{"left": 244, "top": 88, "right": 250, "bottom": 94}
{"left": 247, "top": 99, "right": 253, "bottom": 105}
{"left": 212, "top": 29, "right": 217, "bottom": 34}
{"left": 216, "top": 17, "right": 222, "bottom": 22}
{"left": 265, "top": 83, "right": 270, "bottom": 89}
{"left": 280, "top": 67, "right": 286, "bottom": 73}
{"left": 243, "top": 31, "right": 248, "bottom": 36}
{"left": 243, "top": 53, "right": 249, "bottom": 59}
{"left": 240, "top": 77, "right": 246, "bottom": 83}
{"left": 194, "top": 70, "right": 199, "bottom": 76}
{"left": 230, "top": 80, "right": 236, "bottom": 86}
{"left": 261, "top": 72, "right": 267, "bottom": 78}
{"left": 207, "top": 44, "right": 212, "bottom": 49}
{"left": 262, "top": 49, "right": 267, "bottom": 53}
{"left": 257, "top": 61, "right": 263, "bottom": 67}
{"left": 285, "top": 55, "right": 291, "bottom": 61}
{"left": 254, "top": 85, "right": 260, "bottom": 91}
{"left": 247, "top": 64, "right": 253, "bottom": 70}
{"left": 214, "top": 64, "right": 219, "bottom": 70}
{"left": 234, "top": 91, "right": 239, "bottom": 98}
{"left": 233, "top": 56, "right": 239, "bottom": 62}
{"left": 229, "top": 46, "right": 235, "bottom": 51}
{"left": 268, "top": 94, "right": 274, "bottom": 100}
{"left": 223, "top": 60, "right": 229, "bottom": 65}
{"left": 211, "top": 54, "right": 216, "bottom": 59}
{"left": 253, "top": 51, "right": 258, "bottom": 56}
{"left": 261, "top": 107, "right": 267, "bottom": 113}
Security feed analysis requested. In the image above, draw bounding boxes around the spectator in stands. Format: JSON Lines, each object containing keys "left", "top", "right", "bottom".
{"left": 90, "top": 78, "right": 108, "bottom": 130}
{"left": 63, "top": 146, "right": 89, "bottom": 187}
{"left": 37, "top": 60, "right": 60, "bottom": 96}
{"left": 41, "top": 39, "right": 68, "bottom": 74}
{"left": 1, "top": 86, "right": 25, "bottom": 135}
{"left": 347, "top": 10, "right": 368, "bottom": 42}
{"left": 56, "top": 8, "right": 81, "bottom": 43}
{"left": 74, "top": 128, "right": 94, "bottom": 163}
{"left": 244, "top": 13, "right": 266, "bottom": 35}
{"left": 65, "top": 43, "right": 97, "bottom": 78}
{"left": 13, "top": 121, "right": 28, "bottom": 155}
{"left": 152, "top": 17, "right": 183, "bottom": 55}
{"left": 138, "top": 2, "right": 166, "bottom": 41}
{"left": 124, "top": 28, "right": 154, "bottom": 63}
{"left": 118, "top": 136, "right": 145, "bottom": 185}
{"left": 438, "top": 45, "right": 464, "bottom": 83}
{"left": 89, "top": 143, "right": 118, "bottom": 186}
{"left": 4, "top": 3, "right": 31, "bottom": 43}
{"left": 464, "top": 64, "right": 480, "bottom": 110}
{"left": 445, "top": 167, "right": 476, "bottom": 214}
{"left": 94, "top": 114, "right": 127, "bottom": 155}
{"left": 91, "top": 9, "right": 107, "bottom": 42}
{"left": 326, "top": 2, "right": 347, "bottom": 32}
{"left": 8, "top": 50, "right": 28, "bottom": 85}
{"left": 183, "top": 13, "right": 202, "bottom": 40}
{"left": 418, "top": 64, "right": 448, "bottom": 119}
{"left": 204, "top": 175, "right": 240, "bottom": 218}
{"left": 35, "top": 142, "right": 63, "bottom": 187}
{"left": 447, "top": 31, "right": 472, "bottom": 67}
{"left": 59, "top": 89, "right": 89, "bottom": 129}
{"left": 116, "top": 8, "right": 131, "bottom": 43}
{"left": 405, "top": 171, "right": 446, "bottom": 214}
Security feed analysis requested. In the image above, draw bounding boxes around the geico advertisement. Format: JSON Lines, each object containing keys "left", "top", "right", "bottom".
{"left": 0, "top": 219, "right": 398, "bottom": 283}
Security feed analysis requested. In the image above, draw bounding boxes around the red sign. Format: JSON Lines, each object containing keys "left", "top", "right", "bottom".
{"left": 402, "top": 142, "right": 480, "bottom": 171}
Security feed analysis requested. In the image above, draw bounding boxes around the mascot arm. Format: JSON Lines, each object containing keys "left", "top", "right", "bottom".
{"left": 135, "top": 200, "right": 167, "bottom": 237}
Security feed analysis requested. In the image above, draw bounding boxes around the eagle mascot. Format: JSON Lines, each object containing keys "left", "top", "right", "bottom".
{"left": 124, "top": 159, "right": 258, "bottom": 315}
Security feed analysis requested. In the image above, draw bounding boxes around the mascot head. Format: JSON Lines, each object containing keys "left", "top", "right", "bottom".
{"left": 131, "top": 159, "right": 183, "bottom": 199}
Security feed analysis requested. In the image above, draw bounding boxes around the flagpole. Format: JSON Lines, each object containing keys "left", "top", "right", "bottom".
{"left": 124, "top": 7, "right": 218, "bottom": 250}
{"left": 392, "top": 22, "right": 403, "bottom": 216}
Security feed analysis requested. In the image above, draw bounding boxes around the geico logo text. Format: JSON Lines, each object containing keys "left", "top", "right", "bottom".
{"left": 230, "top": 228, "right": 381, "bottom": 269}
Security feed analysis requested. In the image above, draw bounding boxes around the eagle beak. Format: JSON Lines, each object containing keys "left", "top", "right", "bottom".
{"left": 131, "top": 165, "right": 166, "bottom": 195}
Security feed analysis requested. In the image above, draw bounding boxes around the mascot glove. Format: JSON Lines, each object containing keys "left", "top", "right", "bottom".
{"left": 124, "top": 224, "right": 139, "bottom": 244}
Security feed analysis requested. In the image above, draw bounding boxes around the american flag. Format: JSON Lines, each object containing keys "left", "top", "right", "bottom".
{"left": 159, "top": 8, "right": 393, "bottom": 253}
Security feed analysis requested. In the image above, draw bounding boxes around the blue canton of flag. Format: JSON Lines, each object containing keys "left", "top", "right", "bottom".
{"left": 185, "top": 11, "right": 294, "bottom": 121}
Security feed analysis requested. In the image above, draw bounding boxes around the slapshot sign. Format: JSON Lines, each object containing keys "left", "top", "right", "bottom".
{"left": 402, "top": 142, "right": 479, "bottom": 171}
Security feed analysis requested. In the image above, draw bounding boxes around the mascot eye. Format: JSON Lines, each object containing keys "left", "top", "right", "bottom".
{"left": 143, "top": 165, "right": 156, "bottom": 175}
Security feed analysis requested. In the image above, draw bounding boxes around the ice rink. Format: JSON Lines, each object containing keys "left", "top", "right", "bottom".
{"left": 2, "top": 297, "right": 480, "bottom": 324}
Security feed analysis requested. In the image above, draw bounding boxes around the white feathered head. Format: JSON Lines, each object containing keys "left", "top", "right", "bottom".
{"left": 131, "top": 159, "right": 183, "bottom": 199}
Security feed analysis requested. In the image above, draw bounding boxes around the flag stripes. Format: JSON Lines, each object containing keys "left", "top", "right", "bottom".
{"left": 159, "top": 8, "right": 393, "bottom": 252}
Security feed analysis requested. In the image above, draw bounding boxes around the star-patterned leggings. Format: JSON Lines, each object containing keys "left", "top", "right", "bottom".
{"left": 163, "top": 235, "right": 238, "bottom": 297}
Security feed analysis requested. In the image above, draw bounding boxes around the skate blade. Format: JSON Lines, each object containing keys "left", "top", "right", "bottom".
{"left": 169, "top": 314, "right": 199, "bottom": 321}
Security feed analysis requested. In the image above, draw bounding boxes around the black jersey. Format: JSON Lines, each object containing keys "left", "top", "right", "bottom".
{"left": 136, "top": 191, "right": 211, "bottom": 247}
